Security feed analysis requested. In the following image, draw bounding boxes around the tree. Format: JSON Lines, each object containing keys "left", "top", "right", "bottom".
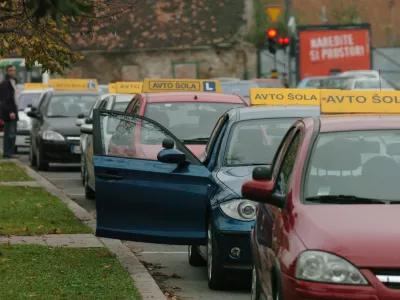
{"left": 0, "top": 0, "right": 130, "bottom": 74}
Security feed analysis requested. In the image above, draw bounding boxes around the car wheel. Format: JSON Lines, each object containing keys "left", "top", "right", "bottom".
{"left": 207, "top": 220, "right": 226, "bottom": 290}
{"left": 36, "top": 146, "right": 49, "bottom": 171}
{"left": 188, "top": 245, "right": 206, "bottom": 266}
{"left": 14, "top": 146, "right": 18, "bottom": 154}
{"left": 84, "top": 171, "right": 95, "bottom": 200}
{"left": 251, "top": 266, "right": 262, "bottom": 300}
{"left": 29, "top": 143, "right": 37, "bottom": 167}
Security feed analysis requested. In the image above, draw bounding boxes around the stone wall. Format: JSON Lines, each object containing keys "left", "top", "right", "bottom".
{"left": 66, "top": 42, "right": 257, "bottom": 84}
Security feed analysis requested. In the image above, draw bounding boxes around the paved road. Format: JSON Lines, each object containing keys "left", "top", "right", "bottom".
{"left": 11, "top": 145, "right": 250, "bottom": 300}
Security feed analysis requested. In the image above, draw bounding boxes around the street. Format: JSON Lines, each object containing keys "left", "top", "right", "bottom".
{"left": 13, "top": 145, "right": 249, "bottom": 300}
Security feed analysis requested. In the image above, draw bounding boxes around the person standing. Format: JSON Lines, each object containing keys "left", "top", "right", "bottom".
{"left": 0, "top": 65, "right": 19, "bottom": 158}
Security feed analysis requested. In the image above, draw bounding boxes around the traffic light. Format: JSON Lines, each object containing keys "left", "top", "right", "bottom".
{"left": 277, "top": 37, "right": 290, "bottom": 49}
{"left": 266, "top": 28, "right": 278, "bottom": 54}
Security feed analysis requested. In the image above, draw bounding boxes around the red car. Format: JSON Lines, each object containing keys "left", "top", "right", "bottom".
{"left": 111, "top": 91, "right": 247, "bottom": 159}
{"left": 243, "top": 90, "right": 400, "bottom": 300}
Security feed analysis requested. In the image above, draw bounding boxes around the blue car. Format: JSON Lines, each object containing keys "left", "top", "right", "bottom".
{"left": 91, "top": 105, "right": 320, "bottom": 290}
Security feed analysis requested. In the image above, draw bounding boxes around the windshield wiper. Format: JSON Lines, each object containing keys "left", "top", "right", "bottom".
{"left": 305, "top": 195, "right": 390, "bottom": 204}
{"left": 182, "top": 137, "right": 209, "bottom": 144}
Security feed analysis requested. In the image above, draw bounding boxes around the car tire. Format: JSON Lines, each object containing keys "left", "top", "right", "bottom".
{"left": 188, "top": 245, "right": 206, "bottom": 266}
{"left": 29, "top": 143, "right": 37, "bottom": 167}
{"left": 207, "top": 220, "right": 227, "bottom": 290}
{"left": 251, "top": 266, "right": 262, "bottom": 300}
{"left": 14, "top": 146, "right": 18, "bottom": 154}
{"left": 36, "top": 146, "right": 49, "bottom": 171}
{"left": 84, "top": 171, "right": 95, "bottom": 200}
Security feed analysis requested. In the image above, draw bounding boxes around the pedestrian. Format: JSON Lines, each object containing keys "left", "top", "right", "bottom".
{"left": 0, "top": 65, "right": 19, "bottom": 158}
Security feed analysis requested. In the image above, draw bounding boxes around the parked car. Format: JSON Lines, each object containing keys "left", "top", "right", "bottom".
{"left": 220, "top": 80, "right": 259, "bottom": 103}
{"left": 338, "top": 70, "right": 380, "bottom": 79}
{"left": 342, "top": 78, "right": 395, "bottom": 90}
{"left": 297, "top": 76, "right": 330, "bottom": 89}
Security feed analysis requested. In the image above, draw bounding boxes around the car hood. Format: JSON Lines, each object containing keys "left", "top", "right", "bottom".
{"left": 44, "top": 117, "right": 81, "bottom": 136}
{"left": 294, "top": 204, "right": 400, "bottom": 268}
{"left": 216, "top": 165, "right": 269, "bottom": 197}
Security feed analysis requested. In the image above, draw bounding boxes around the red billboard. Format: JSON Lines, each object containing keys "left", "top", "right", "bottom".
{"left": 299, "top": 29, "right": 371, "bottom": 79}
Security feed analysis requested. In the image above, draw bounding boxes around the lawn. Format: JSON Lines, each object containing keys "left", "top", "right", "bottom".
{"left": 0, "top": 245, "right": 141, "bottom": 300}
{"left": 0, "top": 162, "right": 33, "bottom": 181}
{"left": 0, "top": 186, "right": 92, "bottom": 235}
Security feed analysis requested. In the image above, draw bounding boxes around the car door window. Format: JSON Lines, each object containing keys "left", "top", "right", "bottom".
{"left": 207, "top": 121, "right": 228, "bottom": 171}
{"left": 130, "top": 100, "right": 140, "bottom": 115}
{"left": 270, "top": 127, "right": 296, "bottom": 179}
{"left": 95, "top": 110, "right": 201, "bottom": 165}
{"left": 276, "top": 132, "right": 301, "bottom": 195}
{"left": 205, "top": 115, "right": 228, "bottom": 156}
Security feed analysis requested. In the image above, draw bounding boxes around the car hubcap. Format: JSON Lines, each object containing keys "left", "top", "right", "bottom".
{"left": 207, "top": 225, "right": 212, "bottom": 280}
{"left": 251, "top": 267, "right": 257, "bottom": 300}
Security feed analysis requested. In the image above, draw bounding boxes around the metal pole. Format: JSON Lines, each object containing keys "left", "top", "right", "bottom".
{"left": 257, "top": 48, "right": 262, "bottom": 78}
{"left": 285, "top": 0, "right": 292, "bottom": 86}
{"left": 274, "top": 53, "right": 277, "bottom": 70}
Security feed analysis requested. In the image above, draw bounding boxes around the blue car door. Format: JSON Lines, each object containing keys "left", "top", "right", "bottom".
{"left": 92, "top": 109, "right": 214, "bottom": 245}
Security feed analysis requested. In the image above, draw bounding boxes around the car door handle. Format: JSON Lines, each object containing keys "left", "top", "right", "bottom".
{"left": 97, "top": 173, "right": 124, "bottom": 180}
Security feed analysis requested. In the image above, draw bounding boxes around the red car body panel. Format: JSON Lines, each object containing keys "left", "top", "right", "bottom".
{"left": 251, "top": 114, "right": 400, "bottom": 300}
{"left": 109, "top": 92, "right": 247, "bottom": 160}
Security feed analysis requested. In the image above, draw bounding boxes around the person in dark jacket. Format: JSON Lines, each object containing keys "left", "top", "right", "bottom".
{"left": 0, "top": 65, "right": 19, "bottom": 158}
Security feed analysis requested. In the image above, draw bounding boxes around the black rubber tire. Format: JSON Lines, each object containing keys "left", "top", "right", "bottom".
{"left": 188, "top": 245, "right": 206, "bottom": 266}
{"left": 84, "top": 171, "right": 95, "bottom": 200}
{"left": 36, "top": 146, "right": 49, "bottom": 171}
{"left": 251, "top": 266, "right": 262, "bottom": 300}
{"left": 29, "top": 143, "right": 37, "bottom": 167}
{"left": 207, "top": 220, "right": 227, "bottom": 290}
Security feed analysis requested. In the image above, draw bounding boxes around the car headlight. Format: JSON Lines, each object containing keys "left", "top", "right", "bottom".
{"left": 219, "top": 199, "right": 257, "bottom": 221}
{"left": 42, "top": 130, "right": 65, "bottom": 141}
{"left": 296, "top": 251, "right": 368, "bottom": 285}
{"left": 17, "top": 120, "right": 29, "bottom": 130}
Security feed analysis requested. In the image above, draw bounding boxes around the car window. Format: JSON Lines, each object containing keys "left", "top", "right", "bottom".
{"left": 107, "top": 101, "right": 131, "bottom": 133}
{"left": 305, "top": 130, "right": 400, "bottom": 202}
{"left": 18, "top": 93, "right": 41, "bottom": 110}
{"left": 224, "top": 118, "right": 296, "bottom": 166}
{"left": 305, "top": 79, "right": 322, "bottom": 88}
{"left": 130, "top": 100, "right": 140, "bottom": 115}
{"left": 271, "top": 127, "right": 296, "bottom": 180}
{"left": 46, "top": 94, "right": 98, "bottom": 117}
{"left": 143, "top": 102, "right": 245, "bottom": 143}
{"left": 276, "top": 132, "right": 301, "bottom": 195}
{"left": 205, "top": 115, "right": 228, "bottom": 156}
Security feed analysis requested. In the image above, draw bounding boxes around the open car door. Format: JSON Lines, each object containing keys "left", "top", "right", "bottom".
{"left": 92, "top": 109, "right": 214, "bottom": 245}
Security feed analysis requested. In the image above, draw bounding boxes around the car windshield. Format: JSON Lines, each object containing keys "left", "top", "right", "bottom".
{"left": 224, "top": 118, "right": 296, "bottom": 166}
{"left": 143, "top": 102, "right": 245, "bottom": 143}
{"left": 325, "top": 77, "right": 355, "bottom": 89}
{"left": 18, "top": 93, "right": 41, "bottom": 110}
{"left": 305, "top": 130, "right": 400, "bottom": 202}
{"left": 304, "top": 79, "right": 323, "bottom": 88}
{"left": 255, "top": 81, "right": 283, "bottom": 88}
{"left": 221, "top": 82, "right": 258, "bottom": 98}
{"left": 46, "top": 94, "right": 98, "bottom": 117}
{"left": 106, "top": 100, "right": 131, "bottom": 133}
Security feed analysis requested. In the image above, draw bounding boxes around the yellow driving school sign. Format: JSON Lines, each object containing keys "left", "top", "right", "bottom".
{"left": 49, "top": 79, "right": 98, "bottom": 91}
{"left": 108, "top": 83, "right": 117, "bottom": 93}
{"left": 321, "top": 90, "right": 400, "bottom": 114}
{"left": 250, "top": 88, "right": 321, "bottom": 106}
{"left": 24, "top": 83, "right": 49, "bottom": 90}
{"left": 142, "top": 78, "right": 222, "bottom": 93}
{"left": 116, "top": 82, "right": 143, "bottom": 94}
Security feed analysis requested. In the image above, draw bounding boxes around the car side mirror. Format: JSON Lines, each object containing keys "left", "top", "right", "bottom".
{"left": 252, "top": 167, "right": 271, "bottom": 180}
{"left": 78, "top": 113, "right": 85, "bottom": 119}
{"left": 27, "top": 109, "right": 40, "bottom": 119}
{"left": 80, "top": 124, "right": 93, "bottom": 134}
{"left": 24, "top": 107, "right": 32, "bottom": 113}
{"left": 85, "top": 118, "right": 93, "bottom": 125}
{"left": 242, "top": 179, "right": 280, "bottom": 206}
{"left": 76, "top": 118, "right": 85, "bottom": 127}
{"left": 157, "top": 148, "right": 186, "bottom": 164}
{"left": 162, "top": 138, "right": 174, "bottom": 149}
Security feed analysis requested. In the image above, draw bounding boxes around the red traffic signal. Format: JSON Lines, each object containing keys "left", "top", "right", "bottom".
{"left": 278, "top": 37, "right": 290, "bottom": 45}
{"left": 266, "top": 28, "right": 277, "bottom": 39}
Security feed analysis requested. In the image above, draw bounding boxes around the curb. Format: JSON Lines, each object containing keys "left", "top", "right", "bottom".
{"left": 9, "top": 158, "right": 166, "bottom": 300}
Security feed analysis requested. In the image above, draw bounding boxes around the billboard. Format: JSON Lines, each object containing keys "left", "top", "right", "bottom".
{"left": 299, "top": 28, "right": 371, "bottom": 80}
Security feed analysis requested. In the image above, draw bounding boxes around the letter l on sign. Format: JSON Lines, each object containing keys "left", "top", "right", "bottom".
{"left": 203, "top": 81, "right": 216, "bottom": 92}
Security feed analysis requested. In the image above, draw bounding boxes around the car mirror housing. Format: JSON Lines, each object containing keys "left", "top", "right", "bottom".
{"left": 80, "top": 124, "right": 93, "bottom": 134}
{"left": 242, "top": 179, "right": 284, "bottom": 208}
{"left": 157, "top": 148, "right": 186, "bottom": 164}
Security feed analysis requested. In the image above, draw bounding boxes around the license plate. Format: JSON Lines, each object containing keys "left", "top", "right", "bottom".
{"left": 71, "top": 145, "right": 81, "bottom": 154}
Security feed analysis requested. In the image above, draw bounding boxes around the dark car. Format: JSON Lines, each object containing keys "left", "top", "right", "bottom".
{"left": 89, "top": 104, "right": 320, "bottom": 291}
{"left": 27, "top": 90, "right": 100, "bottom": 170}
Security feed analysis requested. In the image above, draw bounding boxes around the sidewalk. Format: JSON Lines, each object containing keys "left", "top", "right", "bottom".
{"left": 0, "top": 158, "right": 166, "bottom": 300}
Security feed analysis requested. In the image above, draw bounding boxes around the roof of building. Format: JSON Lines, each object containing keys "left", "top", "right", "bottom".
{"left": 73, "top": 0, "right": 247, "bottom": 51}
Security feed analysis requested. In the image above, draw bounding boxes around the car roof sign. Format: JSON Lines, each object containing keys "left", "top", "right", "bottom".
{"left": 142, "top": 78, "right": 222, "bottom": 93}
{"left": 49, "top": 79, "right": 98, "bottom": 91}
{"left": 108, "top": 83, "right": 117, "bottom": 93}
{"left": 24, "top": 83, "right": 50, "bottom": 90}
{"left": 250, "top": 88, "right": 320, "bottom": 106}
{"left": 320, "top": 90, "right": 400, "bottom": 114}
{"left": 116, "top": 82, "right": 143, "bottom": 94}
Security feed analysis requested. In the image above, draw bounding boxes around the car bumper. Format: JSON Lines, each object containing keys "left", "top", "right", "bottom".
{"left": 282, "top": 270, "right": 400, "bottom": 300}
{"left": 212, "top": 207, "right": 254, "bottom": 270}
{"left": 41, "top": 139, "right": 81, "bottom": 163}
{"left": 16, "top": 131, "right": 30, "bottom": 147}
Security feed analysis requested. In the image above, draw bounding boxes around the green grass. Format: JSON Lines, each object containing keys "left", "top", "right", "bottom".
{"left": 0, "top": 186, "right": 92, "bottom": 236}
{"left": 0, "top": 162, "right": 33, "bottom": 181}
{"left": 0, "top": 245, "right": 141, "bottom": 300}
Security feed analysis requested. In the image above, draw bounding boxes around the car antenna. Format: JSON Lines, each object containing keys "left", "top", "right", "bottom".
{"left": 378, "top": 69, "right": 382, "bottom": 90}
